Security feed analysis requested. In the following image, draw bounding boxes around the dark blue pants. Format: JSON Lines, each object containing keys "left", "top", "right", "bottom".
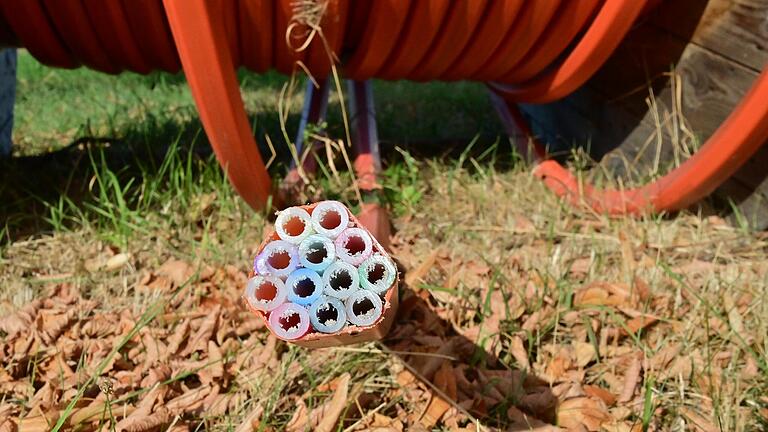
{"left": 0, "top": 48, "right": 16, "bottom": 157}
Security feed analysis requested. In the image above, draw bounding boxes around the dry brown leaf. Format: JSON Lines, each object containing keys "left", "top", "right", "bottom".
{"left": 0, "top": 380, "right": 34, "bottom": 400}
{"left": 506, "top": 406, "right": 558, "bottom": 431}
{"left": 157, "top": 258, "right": 194, "bottom": 286}
{"left": 81, "top": 313, "right": 117, "bottom": 338}
{"left": 285, "top": 398, "right": 309, "bottom": 432}
{"left": 742, "top": 355, "right": 759, "bottom": 380}
{"left": 419, "top": 362, "right": 458, "bottom": 428}
{"left": 602, "top": 421, "right": 641, "bottom": 432}
{"left": 679, "top": 407, "right": 718, "bottom": 432}
{"left": 522, "top": 307, "right": 554, "bottom": 332}
{"left": 405, "top": 250, "right": 440, "bottom": 287}
{"left": 27, "top": 381, "right": 59, "bottom": 413}
{"left": 632, "top": 277, "right": 651, "bottom": 302}
{"left": 315, "top": 373, "right": 351, "bottom": 432}
{"left": 0, "top": 403, "right": 16, "bottom": 420}
{"left": 369, "top": 413, "right": 404, "bottom": 431}
{"left": 510, "top": 335, "right": 531, "bottom": 370}
{"left": 520, "top": 389, "right": 558, "bottom": 423}
{"left": 583, "top": 385, "right": 616, "bottom": 407}
{"left": 235, "top": 403, "right": 264, "bottom": 432}
{"left": 181, "top": 306, "right": 220, "bottom": 356}
{"left": 545, "top": 348, "right": 572, "bottom": 383}
{"left": 141, "top": 329, "right": 167, "bottom": 367}
{"left": 624, "top": 315, "right": 658, "bottom": 335}
{"left": 140, "top": 365, "right": 172, "bottom": 388}
{"left": 619, "top": 232, "right": 637, "bottom": 278}
{"left": 17, "top": 413, "right": 54, "bottom": 432}
{"left": 0, "top": 419, "right": 16, "bottom": 432}
{"left": 165, "top": 386, "right": 211, "bottom": 414}
{"left": 574, "top": 282, "right": 626, "bottom": 308}
{"left": 418, "top": 339, "right": 455, "bottom": 380}
{"left": 434, "top": 362, "right": 458, "bottom": 400}
{"left": 648, "top": 343, "right": 681, "bottom": 373}
{"left": 573, "top": 342, "right": 596, "bottom": 368}
{"left": 116, "top": 407, "right": 172, "bottom": 432}
{"left": 165, "top": 319, "right": 190, "bottom": 357}
{"left": 420, "top": 392, "right": 452, "bottom": 429}
{"left": 198, "top": 340, "right": 225, "bottom": 385}
{"left": 617, "top": 354, "right": 642, "bottom": 403}
{"left": 70, "top": 402, "right": 136, "bottom": 427}
{"left": 36, "top": 310, "right": 74, "bottom": 345}
{"left": 723, "top": 292, "right": 745, "bottom": 336}
{"left": 557, "top": 397, "right": 610, "bottom": 431}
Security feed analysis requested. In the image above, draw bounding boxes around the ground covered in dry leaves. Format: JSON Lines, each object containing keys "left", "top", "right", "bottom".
{"left": 1, "top": 165, "right": 767, "bottom": 431}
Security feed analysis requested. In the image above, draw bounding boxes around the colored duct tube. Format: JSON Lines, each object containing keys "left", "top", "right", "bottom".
{"left": 358, "top": 253, "right": 397, "bottom": 295}
{"left": 344, "top": 289, "right": 383, "bottom": 327}
{"left": 254, "top": 240, "right": 299, "bottom": 278}
{"left": 309, "top": 295, "right": 347, "bottom": 334}
{"left": 244, "top": 275, "right": 287, "bottom": 312}
{"left": 276, "top": 206, "right": 314, "bottom": 244}
{"left": 311, "top": 200, "right": 350, "bottom": 239}
{"left": 334, "top": 227, "right": 373, "bottom": 266}
{"left": 322, "top": 260, "right": 360, "bottom": 300}
{"left": 247, "top": 202, "right": 398, "bottom": 347}
{"left": 269, "top": 302, "right": 311, "bottom": 341}
{"left": 285, "top": 268, "right": 324, "bottom": 306}
{"left": 298, "top": 234, "right": 336, "bottom": 272}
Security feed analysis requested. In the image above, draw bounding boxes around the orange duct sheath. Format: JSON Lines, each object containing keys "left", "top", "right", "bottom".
{"left": 2, "top": 0, "right": 766, "bottom": 217}
{"left": 441, "top": 0, "right": 525, "bottom": 81}
{"left": 377, "top": 0, "right": 450, "bottom": 80}
{"left": 273, "top": 0, "right": 304, "bottom": 75}
{"left": 489, "top": 0, "right": 647, "bottom": 103}
{"left": 408, "top": 0, "right": 488, "bottom": 81}
{"left": 42, "top": 0, "right": 119, "bottom": 73}
{"left": 498, "top": 0, "right": 602, "bottom": 83}
{"left": 224, "top": 0, "right": 241, "bottom": 68}
{"left": 0, "top": 1, "right": 78, "bottom": 68}
{"left": 121, "top": 0, "right": 180, "bottom": 73}
{"left": 304, "top": 0, "right": 349, "bottom": 76}
{"left": 82, "top": 0, "right": 153, "bottom": 74}
{"left": 343, "top": 0, "right": 411, "bottom": 80}
{"left": 163, "top": 0, "right": 272, "bottom": 210}
{"left": 239, "top": 0, "right": 273, "bottom": 73}
{"left": 0, "top": 7, "right": 16, "bottom": 46}
{"left": 472, "top": 0, "right": 563, "bottom": 82}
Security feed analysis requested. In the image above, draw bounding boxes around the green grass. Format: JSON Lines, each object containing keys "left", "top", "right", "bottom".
{"left": 3, "top": 50, "right": 501, "bottom": 243}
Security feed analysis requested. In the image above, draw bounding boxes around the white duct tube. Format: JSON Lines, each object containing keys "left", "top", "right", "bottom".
{"left": 298, "top": 234, "right": 336, "bottom": 272}
{"left": 358, "top": 253, "right": 397, "bottom": 295}
{"left": 276, "top": 207, "right": 314, "bottom": 244}
{"left": 244, "top": 275, "right": 288, "bottom": 312}
{"left": 311, "top": 200, "right": 350, "bottom": 239}
{"left": 345, "top": 289, "right": 383, "bottom": 327}
{"left": 322, "top": 261, "right": 360, "bottom": 300}
{"left": 309, "top": 295, "right": 347, "bottom": 333}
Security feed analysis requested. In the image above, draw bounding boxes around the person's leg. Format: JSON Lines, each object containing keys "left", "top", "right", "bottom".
{"left": 0, "top": 48, "right": 15, "bottom": 157}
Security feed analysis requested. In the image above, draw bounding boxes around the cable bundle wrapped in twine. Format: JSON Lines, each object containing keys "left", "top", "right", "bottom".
{"left": 243, "top": 200, "right": 398, "bottom": 348}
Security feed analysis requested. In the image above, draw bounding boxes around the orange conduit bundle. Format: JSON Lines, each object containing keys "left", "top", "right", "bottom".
{"left": 0, "top": 0, "right": 766, "bottom": 216}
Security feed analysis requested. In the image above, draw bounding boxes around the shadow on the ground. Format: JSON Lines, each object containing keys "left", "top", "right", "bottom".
{"left": 0, "top": 107, "right": 301, "bottom": 242}
{"left": 378, "top": 265, "right": 557, "bottom": 430}
{"left": 1, "top": 79, "right": 512, "bottom": 243}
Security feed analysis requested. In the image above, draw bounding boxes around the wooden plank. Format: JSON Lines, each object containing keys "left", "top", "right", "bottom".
{"left": 650, "top": 0, "right": 768, "bottom": 72}
{"left": 587, "top": 18, "right": 758, "bottom": 141}
{"left": 519, "top": 4, "right": 768, "bottom": 227}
